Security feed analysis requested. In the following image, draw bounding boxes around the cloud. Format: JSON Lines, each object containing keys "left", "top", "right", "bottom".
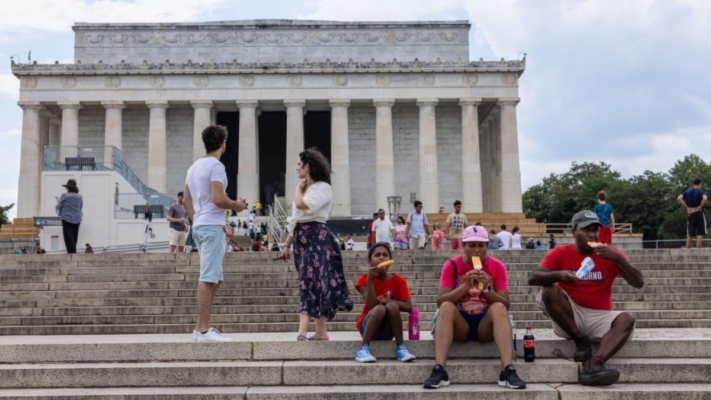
{"left": 0, "top": 72, "right": 20, "bottom": 99}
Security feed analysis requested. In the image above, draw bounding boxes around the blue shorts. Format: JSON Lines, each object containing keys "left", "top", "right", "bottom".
{"left": 360, "top": 315, "right": 395, "bottom": 341}
{"left": 193, "top": 225, "right": 226, "bottom": 283}
{"left": 461, "top": 311, "right": 486, "bottom": 342}
{"left": 393, "top": 241, "right": 408, "bottom": 250}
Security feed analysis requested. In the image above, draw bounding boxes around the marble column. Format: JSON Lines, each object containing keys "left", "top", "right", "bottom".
{"left": 284, "top": 100, "right": 305, "bottom": 209}
{"left": 16, "top": 102, "right": 43, "bottom": 218}
{"left": 417, "top": 99, "right": 439, "bottom": 213}
{"left": 191, "top": 100, "right": 213, "bottom": 161}
{"left": 38, "top": 109, "right": 52, "bottom": 172}
{"left": 146, "top": 101, "right": 169, "bottom": 193}
{"left": 460, "top": 98, "right": 484, "bottom": 213}
{"left": 102, "top": 101, "right": 125, "bottom": 165}
{"left": 374, "top": 99, "right": 395, "bottom": 213}
{"left": 58, "top": 102, "right": 82, "bottom": 161}
{"left": 236, "top": 101, "right": 259, "bottom": 214}
{"left": 329, "top": 99, "right": 351, "bottom": 216}
{"left": 499, "top": 98, "right": 523, "bottom": 213}
{"left": 48, "top": 117, "right": 61, "bottom": 147}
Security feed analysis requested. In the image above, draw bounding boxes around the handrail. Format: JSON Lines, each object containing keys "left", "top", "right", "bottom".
{"left": 270, "top": 195, "right": 289, "bottom": 244}
{"left": 543, "top": 223, "right": 633, "bottom": 236}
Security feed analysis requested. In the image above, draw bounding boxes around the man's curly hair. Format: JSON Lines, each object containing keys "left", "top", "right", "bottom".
{"left": 202, "top": 125, "right": 228, "bottom": 153}
{"left": 300, "top": 147, "right": 331, "bottom": 184}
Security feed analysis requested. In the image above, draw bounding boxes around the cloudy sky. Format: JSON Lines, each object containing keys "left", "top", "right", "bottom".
{"left": 1, "top": 0, "right": 709, "bottom": 220}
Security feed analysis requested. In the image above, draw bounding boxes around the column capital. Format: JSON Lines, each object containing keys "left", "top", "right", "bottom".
{"left": 459, "top": 97, "right": 482, "bottom": 107}
{"left": 329, "top": 99, "right": 351, "bottom": 108}
{"left": 498, "top": 97, "right": 520, "bottom": 106}
{"left": 57, "top": 101, "right": 82, "bottom": 110}
{"left": 145, "top": 101, "right": 169, "bottom": 109}
{"left": 101, "top": 101, "right": 126, "bottom": 110}
{"left": 190, "top": 100, "right": 214, "bottom": 109}
{"left": 236, "top": 100, "right": 259, "bottom": 110}
{"left": 17, "top": 101, "right": 43, "bottom": 110}
{"left": 284, "top": 99, "right": 306, "bottom": 108}
{"left": 373, "top": 99, "right": 395, "bottom": 108}
{"left": 416, "top": 98, "right": 439, "bottom": 108}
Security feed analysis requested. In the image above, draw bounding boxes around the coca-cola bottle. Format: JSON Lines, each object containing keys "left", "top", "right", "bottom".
{"left": 524, "top": 325, "right": 535, "bottom": 362}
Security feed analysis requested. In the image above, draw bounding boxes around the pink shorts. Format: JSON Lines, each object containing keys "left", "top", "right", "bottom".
{"left": 449, "top": 238, "right": 463, "bottom": 250}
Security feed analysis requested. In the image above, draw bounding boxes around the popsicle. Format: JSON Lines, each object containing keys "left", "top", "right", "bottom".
{"left": 473, "top": 256, "right": 483, "bottom": 289}
{"left": 587, "top": 242, "right": 603, "bottom": 248}
{"left": 378, "top": 260, "right": 394, "bottom": 269}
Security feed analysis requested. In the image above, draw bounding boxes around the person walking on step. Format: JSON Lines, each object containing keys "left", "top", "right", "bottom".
{"left": 445, "top": 200, "right": 468, "bottom": 250}
{"left": 677, "top": 178, "right": 707, "bottom": 249}
{"left": 594, "top": 190, "right": 615, "bottom": 244}
{"left": 424, "top": 225, "right": 526, "bottom": 390}
{"left": 431, "top": 222, "right": 445, "bottom": 251}
{"left": 354, "top": 242, "right": 416, "bottom": 363}
{"left": 528, "top": 210, "right": 644, "bottom": 386}
{"left": 406, "top": 201, "right": 430, "bottom": 250}
{"left": 372, "top": 209, "right": 396, "bottom": 245}
{"left": 56, "top": 179, "right": 83, "bottom": 254}
{"left": 279, "top": 147, "right": 354, "bottom": 341}
{"left": 183, "top": 125, "right": 247, "bottom": 342}
{"left": 167, "top": 191, "right": 189, "bottom": 253}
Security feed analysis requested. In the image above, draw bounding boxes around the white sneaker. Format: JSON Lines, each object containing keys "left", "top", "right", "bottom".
{"left": 194, "top": 327, "right": 232, "bottom": 342}
{"left": 191, "top": 330, "right": 199, "bottom": 342}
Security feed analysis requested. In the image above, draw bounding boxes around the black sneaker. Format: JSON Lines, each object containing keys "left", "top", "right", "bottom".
{"left": 579, "top": 359, "right": 620, "bottom": 386}
{"left": 573, "top": 335, "right": 592, "bottom": 362}
{"left": 498, "top": 365, "right": 527, "bottom": 389}
{"left": 423, "top": 364, "right": 450, "bottom": 389}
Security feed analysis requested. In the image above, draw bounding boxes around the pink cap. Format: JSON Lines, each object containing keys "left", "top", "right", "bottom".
{"left": 462, "top": 225, "right": 489, "bottom": 242}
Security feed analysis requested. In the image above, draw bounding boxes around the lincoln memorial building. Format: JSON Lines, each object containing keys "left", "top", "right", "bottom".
{"left": 12, "top": 20, "right": 525, "bottom": 249}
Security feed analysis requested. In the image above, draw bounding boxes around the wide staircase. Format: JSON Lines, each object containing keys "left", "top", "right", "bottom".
{"left": 426, "top": 212, "right": 546, "bottom": 237}
{"left": 0, "top": 249, "right": 709, "bottom": 398}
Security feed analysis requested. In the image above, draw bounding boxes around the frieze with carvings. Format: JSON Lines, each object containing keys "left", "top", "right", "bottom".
{"left": 239, "top": 75, "right": 255, "bottom": 87}
{"left": 61, "top": 77, "right": 77, "bottom": 88}
{"left": 105, "top": 76, "right": 121, "bottom": 88}
{"left": 194, "top": 76, "right": 209, "bottom": 88}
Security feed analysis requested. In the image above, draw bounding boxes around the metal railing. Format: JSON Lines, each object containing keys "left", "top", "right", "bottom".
{"left": 642, "top": 238, "right": 711, "bottom": 249}
{"left": 269, "top": 195, "right": 289, "bottom": 244}
{"left": 44, "top": 241, "right": 171, "bottom": 254}
{"left": 543, "top": 223, "right": 633, "bottom": 236}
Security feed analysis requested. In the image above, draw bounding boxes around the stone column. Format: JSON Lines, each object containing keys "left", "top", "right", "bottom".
{"left": 499, "top": 98, "right": 523, "bottom": 212}
{"left": 284, "top": 100, "right": 306, "bottom": 209}
{"left": 146, "top": 101, "right": 169, "bottom": 193}
{"left": 460, "top": 98, "right": 484, "bottom": 213}
{"left": 237, "top": 101, "right": 259, "bottom": 213}
{"left": 38, "top": 109, "right": 52, "bottom": 172}
{"left": 102, "top": 101, "right": 125, "bottom": 166}
{"left": 16, "top": 102, "right": 43, "bottom": 218}
{"left": 417, "top": 99, "right": 439, "bottom": 213}
{"left": 191, "top": 100, "right": 213, "bottom": 161}
{"left": 58, "top": 102, "right": 82, "bottom": 161}
{"left": 48, "top": 117, "right": 61, "bottom": 147}
{"left": 330, "top": 99, "right": 351, "bottom": 216}
{"left": 374, "top": 99, "right": 395, "bottom": 212}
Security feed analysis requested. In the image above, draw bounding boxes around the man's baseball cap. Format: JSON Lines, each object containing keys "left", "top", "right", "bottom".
{"left": 462, "top": 225, "right": 489, "bottom": 242}
{"left": 571, "top": 210, "right": 602, "bottom": 228}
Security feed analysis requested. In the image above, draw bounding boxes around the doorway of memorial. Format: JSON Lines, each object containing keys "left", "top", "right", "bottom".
{"left": 258, "top": 112, "right": 287, "bottom": 206}
{"left": 304, "top": 111, "right": 332, "bottom": 164}
{"left": 216, "top": 112, "right": 240, "bottom": 202}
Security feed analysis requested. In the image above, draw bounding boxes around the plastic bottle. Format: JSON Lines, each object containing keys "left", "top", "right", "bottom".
{"left": 524, "top": 325, "right": 535, "bottom": 362}
{"left": 408, "top": 308, "right": 420, "bottom": 340}
{"left": 576, "top": 256, "right": 595, "bottom": 279}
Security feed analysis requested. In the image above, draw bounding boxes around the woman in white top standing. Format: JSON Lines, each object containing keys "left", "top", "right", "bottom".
{"left": 280, "top": 148, "right": 354, "bottom": 341}
{"left": 510, "top": 226, "right": 523, "bottom": 250}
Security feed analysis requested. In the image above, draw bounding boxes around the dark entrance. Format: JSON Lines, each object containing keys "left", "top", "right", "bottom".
{"left": 258, "top": 112, "right": 287, "bottom": 204}
{"left": 216, "top": 112, "right": 239, "bottom": 201}
{"left": 304, "top": 111, "right": 331, "bottom": 162}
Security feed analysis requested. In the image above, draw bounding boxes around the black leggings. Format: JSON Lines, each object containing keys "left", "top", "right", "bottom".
{"left": 61, "top": 220, "right": 80, "bottom": 254}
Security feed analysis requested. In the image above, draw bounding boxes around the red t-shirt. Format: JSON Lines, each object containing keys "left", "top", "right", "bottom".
{"left": 439, "top": 255, "right": 509, "bottom": 315}
{"left": 540, "top": 244, "right": 626, "bottom": 310}
{"left": 354, "top": 273, "right": 411, "bottom": 329}
{"left": 367, "top": 222, "right": 375, "bottom": 244}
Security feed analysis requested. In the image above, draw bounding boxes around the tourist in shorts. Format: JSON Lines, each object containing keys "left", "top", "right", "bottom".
{"left": 594, "top": 190, "right": 615, "bottom": 244}
{"left": 445, "top": 200, "right": 468, "bottom": 250}
{"left": 406, "top": 201, "right": 430, "bottom": 250}
{"left": 677, "top": 178, "right": 707, "bottom": 249}
{"left": 183, "top": 125, "right": 247, "bottom": 342}
{"left": 353, "top": 242, "right": 416, "bottom": 363}
{"left": 393, "top": 216, "right": 408, "bottom": 250}
{"left": 528, "top": 210, "right": 644, "bottom": 386}
{"left": 424, "top": 226, "right": 526, "bottom": 390}
{"left": 167, "top": 191, "right": 189, "bottom": 253}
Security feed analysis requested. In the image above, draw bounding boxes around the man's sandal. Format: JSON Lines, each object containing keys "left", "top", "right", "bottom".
{"left": 297, "top": 334, "right": 314, "bottom": 341}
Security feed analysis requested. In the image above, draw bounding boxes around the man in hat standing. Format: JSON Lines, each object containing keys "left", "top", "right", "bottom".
{"left": 166, "top": 191, "right": 189, "bottom": 253}
{"left": 528, "top": 210, "right": 644, "bottom": 386}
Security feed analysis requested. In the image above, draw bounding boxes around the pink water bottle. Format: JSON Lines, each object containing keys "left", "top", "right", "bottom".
{"left": 408, "top": 308, "right": 420, "bottom": 340}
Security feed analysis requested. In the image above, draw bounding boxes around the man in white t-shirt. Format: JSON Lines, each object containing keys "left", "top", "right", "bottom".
{"left": 346, "top": 235, "right": 354, "bottom": 251}
{"left": 183, "top": 125, "right": 247, "bottom": 343}
{"left": 496, "top": 224, "right": 513, "bottom": 250}
{"left": 372, "top": 209, "right": 396, "bottom": 243}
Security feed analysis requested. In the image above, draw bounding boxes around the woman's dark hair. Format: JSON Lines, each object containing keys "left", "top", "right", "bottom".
{"left": 202, "top": 125, "right": 228, "bottom": 153}
{"left": 299, "top": 147, "right": 331, "bottom": 183}
{"left": 512, "top": 226, "right": 520, "bottom": 234}
{"left": 397, "top": 216, "right": 405, "bottom": 224}
{"left": 368, "top": 242, "right": 392, "bottom": 261}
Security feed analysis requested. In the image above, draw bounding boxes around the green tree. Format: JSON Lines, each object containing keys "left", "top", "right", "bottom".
{"left": 0, "top": 203, "right": 14, "bottom": 227}
{"left": 614, "top": 171, "right": 673, "bottom": 240}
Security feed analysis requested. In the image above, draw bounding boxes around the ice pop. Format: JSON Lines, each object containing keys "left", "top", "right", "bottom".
{"left": 587, "top": 242, "right": 602, "bottom": 248}
{"left": 378, "top": 260, "right": 394, "bottom": 269}
{"left": 473, "top": 256, "right": 483, "bottom": 289}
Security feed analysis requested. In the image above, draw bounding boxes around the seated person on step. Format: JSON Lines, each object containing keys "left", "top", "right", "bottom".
{"left": 424, "top": 226, "right": 526, "bottom": 390}
{"left": 528, "top": 210, "right": 644, "bottom": 386}
{"left": 354, "top": 242, "right": 416, "bottom": 363}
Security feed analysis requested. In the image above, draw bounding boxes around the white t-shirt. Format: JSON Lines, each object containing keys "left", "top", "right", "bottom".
{"left": 346, "top": 239, "right": 354, "bottom": 249}
{"left": 249, "top": 213, "right": 254, "bottom": 222}
{"left": 497, "top": 230, "right": 513, "bottom": 250}
{"left": 287, "top": 181, "right": 333, "bottom": 236}
{"left": 372, "top": 218, "right": 394, "bottom": 243}
{"left": 185, "top": 157, "right": 228, "bottom": 228}
{"left": 248, "top": 222, "right": 254, "bottom": 231}
{"left": 511, "top": 233, "right": 522, "bottom": 250}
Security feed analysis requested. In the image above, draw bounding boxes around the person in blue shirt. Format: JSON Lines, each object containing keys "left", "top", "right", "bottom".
{"left": 677, "top": 178, "right": 708, "bottom": 249}
{"left": 594, "top": 191, "right": 615, "bottom": 244}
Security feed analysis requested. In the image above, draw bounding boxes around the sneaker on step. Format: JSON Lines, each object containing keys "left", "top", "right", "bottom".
{"left": 579, "top": 359, "right": 620, "bottom": 386}
{"left": 396, "top": 343, "right": 416, "bottom": 362}
{"left": 194, "top": 327, "right": 232, "bottom": 342}
{"left": 498, "top": 365, "right": 527, "bottom": 389}
{"left": 573, "top": 335, "right": 592, "bottom": 362}
{"left": 423, "top": 364, "right": 450, "bottom": 389}
{"left": 191, "top": 330, "right": 199, "bottom": 342}
{"left": 355, "top": 344, "right": 377, "bottom": 363}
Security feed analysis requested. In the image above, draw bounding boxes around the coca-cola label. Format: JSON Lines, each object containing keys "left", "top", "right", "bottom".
{"left": 524, "top": 339, "right": 535, "bottom": 348}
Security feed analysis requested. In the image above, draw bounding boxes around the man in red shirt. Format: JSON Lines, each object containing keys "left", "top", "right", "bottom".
{"left": 528, "top": 210, "right": 644, "bottom": 386}
{"left": 367, "top": 212, "right": 378, "bottom": 249}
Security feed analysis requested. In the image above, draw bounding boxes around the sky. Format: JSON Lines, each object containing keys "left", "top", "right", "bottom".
{"left": 0, "top": 0, "right": 709, "bottom": 220}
